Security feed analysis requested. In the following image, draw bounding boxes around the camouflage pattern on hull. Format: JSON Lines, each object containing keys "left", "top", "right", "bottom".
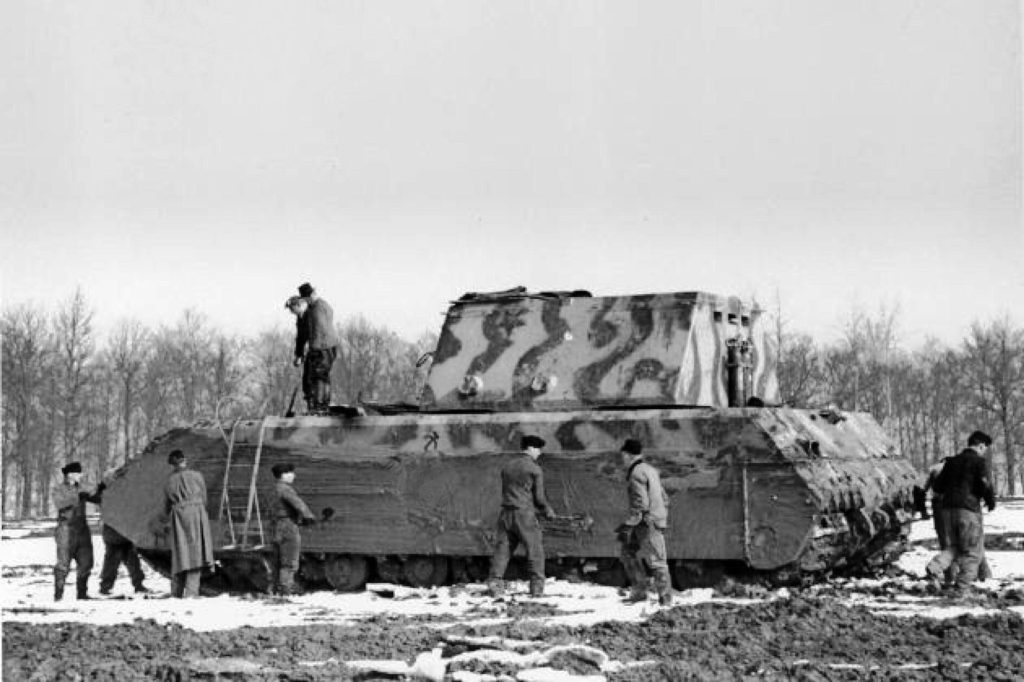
{"left": 105, "top": 407, "right": 917, "bottom": 573}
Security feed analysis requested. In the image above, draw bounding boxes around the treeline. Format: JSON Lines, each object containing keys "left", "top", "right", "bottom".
{"left": 2, "top": 289, "right": 437, "bottom": 518}
{"left": 775, "top": 305, "right": 1023, "bottom": 497}
{"left": 3, "top": 291, "right": 1022, "bottom": 518}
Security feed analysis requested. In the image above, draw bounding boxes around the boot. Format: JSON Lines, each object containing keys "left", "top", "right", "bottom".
{"left": 529, "top": 579, "right": 545, "bottom": 597}
{"left": 655, "top": 574, "right": 673, "bottom": 606}
{"left": 76, "top": 579, "right": 91, "bottom": 600}
{"left": 54, "top": 580, "right": 65, "bottom": 602}
{"left": 486, "top": 579, "right": 505, "bottom": 597}
{"left": 623, "top": 588, "right": 647, "bottom": 603}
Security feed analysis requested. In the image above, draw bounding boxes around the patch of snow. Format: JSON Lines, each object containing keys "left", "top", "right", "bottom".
{"left": 516, "top": 667, "right": 605, "bottom": 682}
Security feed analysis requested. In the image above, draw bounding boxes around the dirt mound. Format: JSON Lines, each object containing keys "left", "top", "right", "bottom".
{"left": 5, "top": 596, "right": 1023, "bottom": 680}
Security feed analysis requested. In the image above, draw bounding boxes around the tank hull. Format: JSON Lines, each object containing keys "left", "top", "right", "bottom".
{"left": 105, "top": 405, "right": 918, "bottom": 588}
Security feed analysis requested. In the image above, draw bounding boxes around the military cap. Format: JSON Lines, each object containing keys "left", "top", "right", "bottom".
{"left": 61, "top": 462, "right": 82, "bottom": 475}
{"left": 967, "top": 430, "right": 993, "bottom": 448}
{"left": 298, "top": 282, "right": 314, "bottom": 297}
{"left": 271, "top": 463, "right": 295, "bottom": 479}
{"left": 167, "top": 449, "right": 186, "bottom": 465}
{"left": 521, "top": 435, "right": 546, "bottom": 450}
{"left": 620, "top": 438, "right": 643, "bottom": 456}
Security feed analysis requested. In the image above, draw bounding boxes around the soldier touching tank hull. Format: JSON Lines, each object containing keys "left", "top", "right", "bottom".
{"left": 488, "top": 435, "right": 557, "bottom": 597}
{"left": 271, "top": 463, "right": 317, "bottom": 595}
{"left": 52, "top": 462, "right": 102, "bottom": 601}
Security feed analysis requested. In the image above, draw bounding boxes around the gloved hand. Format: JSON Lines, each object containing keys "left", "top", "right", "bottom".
{"left": 78, "top": 491, "right": 91, "bottom": 501}
{"left": 96, "top": 482, "right": 107, "bottom": 493}
{"left": 986, "top": 501, "right": 996, "bottom": 512}
{"left": 302, "top": 517, "right": 317, "bottom": 527}
{"left": 293, "top": 356, "right": 303, "bottom": 367}
{"left": 614, "top": 523, "right": 634, "bottom": 544}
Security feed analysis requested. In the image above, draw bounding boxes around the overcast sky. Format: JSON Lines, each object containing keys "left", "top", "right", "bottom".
{"left": 1, "top": 1, "right": 1021, "bottom": 347}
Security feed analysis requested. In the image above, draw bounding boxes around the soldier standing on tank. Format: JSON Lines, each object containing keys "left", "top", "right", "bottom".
{"left": 925, "top": 430, "right": 996, "bottom": 590}
{"left": 488, "top": 435, "right": 557, "bottom": 597}
{"left": 162, "top": 449, "right": 214, "bottom": 598}
{"left": 52, "top": 462, "right": 103, "bottom": 601}
{"left": 292, "top": 282, "right": 339, "bottom": 415}
{"left": 271, "top": 463, "right": 317, "bottom": 595}
{"left": 616, "top": 438, "right": 673, "bottom": 606}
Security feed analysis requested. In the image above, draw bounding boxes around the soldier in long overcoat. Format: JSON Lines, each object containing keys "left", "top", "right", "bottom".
{"left": 163, "top": 449, "right": 214, "bottom": 598}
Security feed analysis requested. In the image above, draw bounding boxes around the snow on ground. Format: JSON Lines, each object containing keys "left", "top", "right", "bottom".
{"left": 3, "top": 501, "right": 1022, "bottom": 632}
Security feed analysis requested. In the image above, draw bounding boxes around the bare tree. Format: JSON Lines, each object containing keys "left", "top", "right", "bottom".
{"left": 53, "top": 288, "right": 96, "bottom": 465}
{"left": 107, "top": 319, "right": 151, "bottom": 462}
{"left": 962, "top": 318, "right": 1024, "bottom": 495}
{"left": 2, "top": 304, "right": 53, "bottom": 516}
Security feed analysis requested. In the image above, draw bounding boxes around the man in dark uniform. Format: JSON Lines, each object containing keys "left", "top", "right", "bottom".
{"left": 617, "top": 438, "right": 673, "bottom": 606}
{"left": 98, "top": 523, "right": 148, "bottom": 596}
{"left": 488, "top": 435, "right": 556, "bottom": 597}
{"left": 292, "top": 282, "right": 339, "bottom": 414}
{"left": 923, "top": 455, "right": 991, "bottom": 586}
{"left": 271, "top": 462, "right": 317, "bottom": 595}
{"left": 925, "top": 430, "right": 996, "bottom": 590}
{"left": 52, "top": 462, "right": 103, "bottom": 601}
{"left": 163, "top": 449, "right": 214, "bottom": 598}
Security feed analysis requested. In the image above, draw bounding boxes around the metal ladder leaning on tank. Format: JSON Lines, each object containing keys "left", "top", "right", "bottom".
{"left": 217, "top": 417, "right": 268, "bottom": 550}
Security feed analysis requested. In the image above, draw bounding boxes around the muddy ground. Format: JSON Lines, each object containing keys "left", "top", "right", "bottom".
{"left": 5, "top": 588, "right": 1024, "bottom": 681}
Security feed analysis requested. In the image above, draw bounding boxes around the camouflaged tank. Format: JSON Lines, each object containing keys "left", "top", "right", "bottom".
{"left": 103, "top": 287, "right": 919, "bottom": 592}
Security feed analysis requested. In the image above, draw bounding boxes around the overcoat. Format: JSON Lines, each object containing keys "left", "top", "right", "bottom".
{"left": 163, "top": 468, "right": 215, "bottom": 574}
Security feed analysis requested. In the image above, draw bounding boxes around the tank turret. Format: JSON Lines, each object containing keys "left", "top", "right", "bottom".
{"left": 422, "top": 288, "right": 779, "bottom": 411}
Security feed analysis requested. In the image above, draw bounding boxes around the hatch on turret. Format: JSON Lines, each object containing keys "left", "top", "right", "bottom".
{"left": 419, "top": 288, "right": 779, "bottom": 412}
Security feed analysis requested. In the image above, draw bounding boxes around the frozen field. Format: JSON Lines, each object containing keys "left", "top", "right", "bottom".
{"left": 3, "top": 503, "right": 1023, "bottom": 680}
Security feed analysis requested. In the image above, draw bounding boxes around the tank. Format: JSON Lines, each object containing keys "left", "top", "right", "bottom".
{"left": 103, "top": 288, "right": 919, "bottom": 591}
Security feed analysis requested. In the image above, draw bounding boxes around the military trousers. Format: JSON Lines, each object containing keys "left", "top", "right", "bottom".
{"left": 171, "top": 569, "right": 202, "bottom": 598}
{"left": 99, "top": 525, "right": 146, "bottom": 592}
{"left": 273, "top": 520, "right": 302, "bottom": 593}
{"left": 620, "top": 520, "right": 672, "bottom": 599}
{"left": 926, "top": 508, "right": 986, "bottom": 587}
{"left": 302, "top": 347, "right": 336, "bottom": 411}
{"left": 55, "top": 523, "right": 94, "bottom": 596}
{"left": 489, "top": 508, "right": 545, "bottom": 582}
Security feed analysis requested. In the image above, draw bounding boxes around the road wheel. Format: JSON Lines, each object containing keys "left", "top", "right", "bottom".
{"left": 324, "top": 554, "right": 368, "bottom": 591}
{"left": 403, "top": 556, "right": 449, "bottom": 587}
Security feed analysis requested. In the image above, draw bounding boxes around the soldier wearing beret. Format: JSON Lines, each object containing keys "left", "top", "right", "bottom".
{"left": 52, "top": 462, "right": 103, "bottom": 600}
{"left": 488, "top": 435, "right": 557, "bottom": 597}
{"left": 925, "top": 430, "right": 996, "bottom": 590}
{"left": 271, "top": 462, "right": 317, "bottom": 595}
{"left": 617, "top": 438, "right": 673, "bottom": 606}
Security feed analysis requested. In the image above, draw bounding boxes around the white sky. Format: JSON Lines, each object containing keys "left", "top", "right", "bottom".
{"left": 1, "top": 1, "right": 1021, "bottom": 346}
